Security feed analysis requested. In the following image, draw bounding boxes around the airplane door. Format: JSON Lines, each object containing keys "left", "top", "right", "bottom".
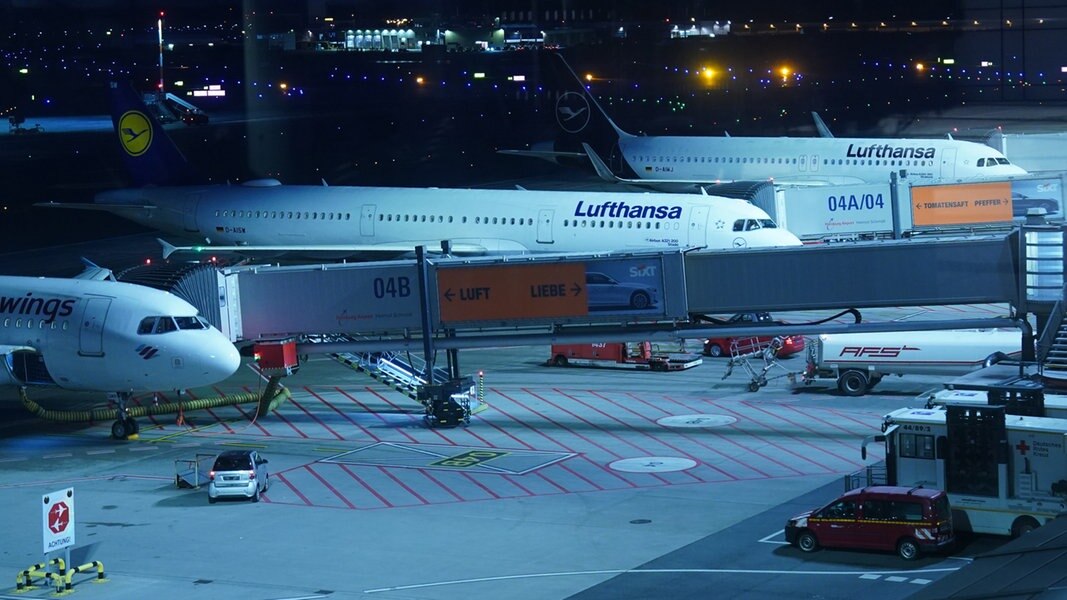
{"left": 183, "top": 194, "right": 200, "bottom": 232}
{"left": 940, "top": 148, "right": 957, "bottom": 180}
{"left": 688, "top": 206, "right": 709, "bottom": 247}
{"left": 360, "top": 205, "right": 376, "bottom": 237}
{"left": 798, "top": 154, "right": 808, "bottom": 172}
{"left": 810, "top": 155, "right": 820, "bottom": 173}
{"left": 78, "top": 298, "right": 111, "bottom": 357}
{"left": 537, "top": 209, "right": 554, "bottom": 244}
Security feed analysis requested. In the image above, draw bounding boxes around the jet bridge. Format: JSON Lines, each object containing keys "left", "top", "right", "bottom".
{"left": 115, "top": 226, "right": 1067, "bottom": 424}
{"left": 125, "top": 232, "right": 1034, "bottom": 350}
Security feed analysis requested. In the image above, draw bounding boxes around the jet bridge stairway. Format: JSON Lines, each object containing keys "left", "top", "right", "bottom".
{"left": 1038, "top": 300, "right": 1067, "bottom": 384}
{"left": 307, "top": 334, "right": 484, "bottom": 427}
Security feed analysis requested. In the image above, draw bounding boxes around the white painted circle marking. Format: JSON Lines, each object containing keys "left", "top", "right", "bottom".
{"left": 609, "top": 456, "right": 698, "bottom": 473}
{"left": 657, "top": 414, "right": 737, "bottom": 428}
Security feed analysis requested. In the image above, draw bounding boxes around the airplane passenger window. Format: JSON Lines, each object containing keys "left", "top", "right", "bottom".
{"left": 346, "top": 213, "right": 351, "bottom": 220}
{"left": 4, "top": 318, "right": 9, "bottom": 327}
{"left": 26, "top": 319, "right": 33, "bottom": 328}
{"left": 215, "top": 210, "right": 220, "bottom": 217}
{"left": 14, "top": 319, "right": 21, "bottom": 328}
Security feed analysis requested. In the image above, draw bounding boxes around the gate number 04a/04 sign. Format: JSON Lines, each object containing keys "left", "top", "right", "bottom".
{"left": 42, "top": 487, "right": 75, "bottom": 554}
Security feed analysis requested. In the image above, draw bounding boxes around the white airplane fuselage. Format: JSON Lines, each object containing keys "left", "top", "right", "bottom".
{"left": 95, "top": 182, "right": 803, "bottom": 256}
{"left": 617, "top": 134, "right": 1027, "bottom": 185}
{"left": 0, "top": 276, "right": 240, "bottom": 393}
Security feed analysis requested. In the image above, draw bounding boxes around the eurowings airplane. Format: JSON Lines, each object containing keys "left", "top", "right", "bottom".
{"left": 513, "top": 53, "right": 1027, "bottom": 188}
{"left": 36, "top": 83, "right": 801, "bottom": 260}
{"left": 0, "top": 266, "right": 241, "bottom": 438}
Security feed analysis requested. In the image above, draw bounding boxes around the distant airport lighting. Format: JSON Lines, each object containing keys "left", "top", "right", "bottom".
{"left": 981, "top": 61, "right": 994, "bottom": 67}
{"left": 1061, "top": 66, "right": 1067, "bottom": 73}
{"left": 915, "top": 63, "right": 925, "bottom": 72}
{"left": 324, "top": 17, "right": 334, "bottom": 22}
{"left": 18, "top": 68, "right": 28, "bottom": 74}
{"left": 941, "top": 58, "right": 956, "bottom": 65}
{"left": 174, "top": 80, "right": 184, "bottom": 86}
{"left": 702, "top": 67, "right": 714, "bottom": 79}
{"left": 473, "top": 72, "right": 485, "bottom": 79}
{"left": 779, "top": 66, "right": 791, "bottom": 81}
{"left": 585, "top": 73, "right": 593, "bottom": 81}
{"left": 415, "top": 76, "right": 424, "bottom": 84}
{"left": 1006, "top": 20, "right": 1013, "bottom": 27}
{"left": 851, "top": 22, "right": 857, "bottom": 28}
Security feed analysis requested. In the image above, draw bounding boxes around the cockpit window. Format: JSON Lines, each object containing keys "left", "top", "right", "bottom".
{"left": 139, "top": 315, "right": 209, "bottom": 335}
{"left": 997, "top": 158, "right": 1010, "bottom": 165}
{"left": 175, "top": 316, "right": 208, "bottom": 330}
{"left": 733, "top": 220, "right": 745, "bottom": 232}
{"left": 758, "top": 219, "right": 778, "bottom": 229}
{"left": 977, "top": 158, "right": 985, "bottom": 167}
{"left": 745, "top": 219, "right": 762, "bottom": 231}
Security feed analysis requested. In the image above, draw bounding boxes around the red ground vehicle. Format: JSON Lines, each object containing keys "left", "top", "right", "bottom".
{"left": 784, "top": 486, "right": 955, "bottom": 560}
{"left": 548, "top": 342, "right": 702, "bottom": 371}
{"left": 702, "top": 312, "right": 805, "bottom": 358}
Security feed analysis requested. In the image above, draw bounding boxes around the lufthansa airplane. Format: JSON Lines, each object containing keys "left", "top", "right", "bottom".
{"left": 36, "top": 83, "right": 802, "bottom": 260}
{"left": 508, "top": 54, "right": 1027, "bottom": 188}
{"left": 0, "top": 266, "right": 241, "bottom": 438}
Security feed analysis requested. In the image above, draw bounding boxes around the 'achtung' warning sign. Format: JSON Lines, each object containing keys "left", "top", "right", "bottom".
{"left": 437, "top": 263, "right": 588, "bottom": 323}
{"left": 911, "top": 182, "right": 1013, "bottom": 226}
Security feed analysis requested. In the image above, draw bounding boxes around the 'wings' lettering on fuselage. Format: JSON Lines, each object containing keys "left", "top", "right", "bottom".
{"left": 0, "top": 293, "right": 76, "bottom": 321}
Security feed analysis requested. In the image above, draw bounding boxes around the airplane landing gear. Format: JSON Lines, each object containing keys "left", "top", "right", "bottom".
{"left": 110, "top": 392, "right": 140, "bottom": 439}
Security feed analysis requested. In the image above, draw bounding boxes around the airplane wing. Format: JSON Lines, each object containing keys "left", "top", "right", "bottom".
{"left": 811, "top": 112, "right": 834, "bottom": 138}
{"left": 158, "top": 238, "right": 490, "bottom": 260}
{"left": 73, "top": 259, "right": 116, "bottom": 281}
{"left": 497, "top": 148, "right": 588, "bottom": 164}
{"left": 35, "top": 201, "right": 156, "bottom": 212}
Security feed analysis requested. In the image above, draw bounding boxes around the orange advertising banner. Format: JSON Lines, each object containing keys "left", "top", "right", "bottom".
{"left": 910, "top": 182, "right": 1013, "bottom": 226}
{"left": 438, "top": 263, "right": 589, "bottom": 323}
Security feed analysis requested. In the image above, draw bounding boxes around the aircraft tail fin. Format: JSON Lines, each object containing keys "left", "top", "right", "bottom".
{"left": 108, "top": 82, "right": 203, "bottom": 186}
{"left": 539, "top": 52, "right": 636, "bottom": 176}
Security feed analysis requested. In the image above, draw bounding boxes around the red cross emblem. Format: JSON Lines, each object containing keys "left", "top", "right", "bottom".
{"left": 1016, "top": 440, "right": 1031, "bottom": 456}
{"left": 47, "top": 502, "right": 69, "bottom": 534}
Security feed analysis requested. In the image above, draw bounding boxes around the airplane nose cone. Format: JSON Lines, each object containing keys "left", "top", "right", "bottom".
{"left": 210, "top": 339, "right": 242, "bottom": 382}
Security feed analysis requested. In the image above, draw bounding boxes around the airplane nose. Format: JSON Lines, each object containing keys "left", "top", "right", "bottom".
{"left": 187, "top": 331, "right": 242, "bottom": 386}
{"left": 209, "top": 338, "right": 242, "bottom": 382}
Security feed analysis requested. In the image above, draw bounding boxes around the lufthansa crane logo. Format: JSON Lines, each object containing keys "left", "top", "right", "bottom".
{"left": 556, "top": 92, "right": 590, "bottom": 134}
{"left": 118, "top": 110, "right": 153, "bottom": 157}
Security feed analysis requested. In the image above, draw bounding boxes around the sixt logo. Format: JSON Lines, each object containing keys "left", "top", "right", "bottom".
{"left": 574, "top": 200, "right": 682, "bottom": 220}
{"left": 839, "top": 345, "right": 920, "bottom": 358}
{"left": 845, "top": 144, "right": 935, "bottom": 159}
{"left": 136, "top": 345, "right": 159, "bottom": 360}
{"left": 629, "top": 264, "right": 658, "bottom": 277}
{"left": 0, "top": 293, "right": 76, "bottom": 322}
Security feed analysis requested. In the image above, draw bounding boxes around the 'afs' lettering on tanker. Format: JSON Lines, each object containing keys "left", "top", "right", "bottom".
{"left": 839, "top": 346, "right": 920, "bottom": 358}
